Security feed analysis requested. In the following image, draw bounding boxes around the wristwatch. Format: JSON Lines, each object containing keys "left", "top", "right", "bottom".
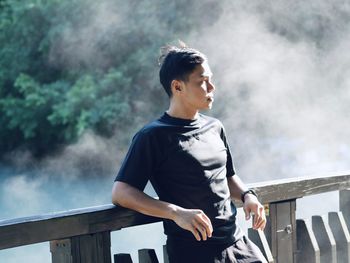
{"left": 241, "top": 189, "right": 258, "bottom": 203}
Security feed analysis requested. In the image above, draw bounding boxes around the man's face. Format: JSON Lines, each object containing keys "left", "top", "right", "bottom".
{"left": 179, "top": 61, "right": 216, "bottom": 111}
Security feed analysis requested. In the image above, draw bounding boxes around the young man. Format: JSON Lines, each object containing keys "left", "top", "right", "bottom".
{"left": 112, "top": 45, "right": 267, "bottom": 263}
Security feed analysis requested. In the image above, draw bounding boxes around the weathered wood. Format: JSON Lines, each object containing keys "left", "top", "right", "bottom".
{"left": 248, "top": 229, "right": 274, "bottom": 262}
{"left": 312, "top": 215, "right": 337, "bottom": 263}
{"left": 296, "top": 219, "right": 320, "bottom": 263}
{"left": 163, "top": 245, "right": 169, "bottom": 263}
{"left": 71, "top": 231, "right": 111, "bottom": 263}
{"left": 138, "top": 249, "right": 159, "bottom": 263}
{"left": 50, "top": 232, "right": 111, "bottom": 263}
{"left": 0, "top": 204, "right": 160, "bottom": 250}
{"left": 340, "top": 189, "right": 350, "bottom": 230}
{"left": 114, "top": 253, "right": 133, "bottom": 263}
{"left": 249, "top": 172, "right": 350, "bottom": 205}
{"left": 51, "top": 239, "right": 73, "bottom": 263}
{"left": 0, "top": 173, "right": 349, "bottom": 250}
{"left": 269, "top": 200, "right": 296, "bottom": 263}
{"left": 328, "top": 212, "right": 350, "bottom": 263}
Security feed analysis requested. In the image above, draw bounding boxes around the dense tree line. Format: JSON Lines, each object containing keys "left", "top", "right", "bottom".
{"left": 0, "top": 0, "right": 223, "bottom": 159}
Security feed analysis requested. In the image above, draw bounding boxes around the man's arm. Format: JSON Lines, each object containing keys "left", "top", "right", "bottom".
{"left": 227, "top": 176, "right": 266, "bottom": 230}
{"left": 111, "top": 181, "right": 213, "bottom": 241}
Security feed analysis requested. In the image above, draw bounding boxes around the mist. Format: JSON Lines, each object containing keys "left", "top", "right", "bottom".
{"left": 2, "top": 0, "right": 350, "bottom": 262}
{"left": 195, "top": 0, "right": 350, "bottom": 182}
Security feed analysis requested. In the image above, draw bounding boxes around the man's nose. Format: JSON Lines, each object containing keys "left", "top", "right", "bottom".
{"left": 207, "top": 81, "right": 215, "bottom": 92}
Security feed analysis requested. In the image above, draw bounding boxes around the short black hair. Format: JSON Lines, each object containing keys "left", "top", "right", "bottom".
{"left": 159, "top": 45, "right": 207, "bottom": 97}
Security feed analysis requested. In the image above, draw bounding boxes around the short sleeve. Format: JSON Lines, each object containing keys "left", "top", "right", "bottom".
{"left": 114, "top": 130, "right": 155, "bottom": 191}
{"left": 219, "top": 124, "right": 236, "bottom": 177}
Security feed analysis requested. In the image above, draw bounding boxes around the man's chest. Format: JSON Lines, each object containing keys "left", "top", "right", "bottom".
{"left": 157, "top": 129, "right": 227, "bottom": 177}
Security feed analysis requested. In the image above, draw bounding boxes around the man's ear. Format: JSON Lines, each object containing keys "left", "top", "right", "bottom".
{"left": 170, "top": 79, "right": 183, "bottom": 94}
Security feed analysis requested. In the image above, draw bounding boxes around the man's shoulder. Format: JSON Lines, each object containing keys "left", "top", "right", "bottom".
{"left": 134, "top": 117, "right": 167, "bottom": 139}
{"left": 140, "top": 118, "right": 166, "bottom": 132}
{"left": 199, "top": 113, "right": 224, "bottom": 128}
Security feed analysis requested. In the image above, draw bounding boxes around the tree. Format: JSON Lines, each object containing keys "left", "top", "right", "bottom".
{"left": 0, "top": 0, "right": 224, "bottom": 158}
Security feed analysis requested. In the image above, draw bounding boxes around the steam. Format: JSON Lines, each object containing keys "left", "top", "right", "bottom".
{"left": 49, "top": 1, "right": 124, "bottom": 70}
{"left": 46, "top": 0, "right": 350, "bottom": 183}
{"left": 2, "top": 1, "right": 350, "bottom": 262}
{"left": 0, "top": 131, "right": 156, "bottom": 263}
{"left": 41, "top": 132, "right": 120, "bottom": 179}
{"left": 193, "top": 1, "right": 350, "bottom": 182}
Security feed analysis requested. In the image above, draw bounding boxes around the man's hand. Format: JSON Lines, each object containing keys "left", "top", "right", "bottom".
{"left": 243, "top": 194, "right": 266, "bottom": 230}
{"left": 112, "top": 182, "right": 213, "bottom": 241}
{"left": 172, "top": 207, "right": 213, "bottom": 241}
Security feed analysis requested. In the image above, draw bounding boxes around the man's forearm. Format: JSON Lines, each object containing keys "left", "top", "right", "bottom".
{"left": 228, "top": 176, "right": 266, "bottom": 230}
{"left": 111, "top": 181, "right": 213, "bottom": 241}
{"left": 227, "top": 175, "right": 249, "bottom": 201}
{"left": 112, "top": 181, "right": 178, "bottom": 220}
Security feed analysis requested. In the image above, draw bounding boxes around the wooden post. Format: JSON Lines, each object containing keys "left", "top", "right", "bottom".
{"left": 114, "top": 253, "right": 133, "bottom": 263}
{"left": 312, "top": 215, "right": 337, "bottom": 263}
{"left": 248, "top": 229, "right": 274, "bottom": 262}
{"left": 50, "top": 239, "right": 73, "bottom": 263}
{"left": 328, "top": 212, "right": 350, "bottom": 263}
{"left": 268, "top": 200, "right": 296, "bottom": 263}
{"left": 51, "top": 231, "right": 111, "bottom": 263}
{"left": 340, "top": 189, "right": 350, "bottom": 230}
{"left": 138, "top": 249, "right": 159, "bottom": 263}
{"left": 296, "top": 219, "right": 320, "bottom": 263}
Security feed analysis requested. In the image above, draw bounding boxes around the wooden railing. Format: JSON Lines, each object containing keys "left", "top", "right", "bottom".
{"left": 1, "top": 172, "right": 350, "bottom": 263}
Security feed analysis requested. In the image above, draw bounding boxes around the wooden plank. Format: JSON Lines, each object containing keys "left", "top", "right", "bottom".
{"left": 138, "top": 249, "right": 159, "bottom": 263}
{"left": 328, "top": 212, "right": 350, "bottom": 263}
{"left": 269, "top": 200, "right": 296, "bottom": 263}
{"left": 248, "top": 229, "right": 274, "bottom": 262}
{"left": 340, "top": 189, "right": 350, "bottom": 230}
{"left": 114, "top": 254, "right": 133, "bottom": 263}
{"left": 312, "top": 215, "right": 337, "bottom": 263}
{"left": 296, "top": 219, "right": 320, "bottom": 263}
{"left": 248, "top": 172, "right": 350, "bottom": 205}
{"left": 0, "top": 205, "right": 160, "bottom": 250}
{"left": 0, "top": 173, "right": 349, "bottom": 250}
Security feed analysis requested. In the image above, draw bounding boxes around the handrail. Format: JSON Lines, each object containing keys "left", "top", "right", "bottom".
{"left": 1, "top": 172, "right": 350, "bottom": 251}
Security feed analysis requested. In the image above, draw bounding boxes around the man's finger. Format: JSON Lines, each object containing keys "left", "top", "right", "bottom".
{"left": 253, "top": 214, "right": 261, "bottom": 228}
{"left": 253, "top": 206, "right": 263, "bottom": 227}
{"left": 255, "top": 218, "right": 266, "bottom": 230}
{"left": 253, "top": 215, "right": 262, "bottom": 229}
{"left": 190, "top": 227, "right": 201, "bottom": 241}
{"left": 193, "top": 221, "right": 207, "bottom": 241}
{"left": 255, "top": 214, "right": 266, "bottom": 230}
{"left": 201, "top": 213, "right": 212, "bottom": 228}
{"left": 199, "top": 213, "right": 213, "bottom": 237}
{"left": 256, "top": 220, "right": 266, "bottom": 230}
{"left": 253, "top": 213, "right": 266, "bottom": 230}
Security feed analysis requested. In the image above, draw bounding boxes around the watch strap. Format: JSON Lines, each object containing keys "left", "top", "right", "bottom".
{"left": 241, "top": 189, "right": 258, "bottom": 203}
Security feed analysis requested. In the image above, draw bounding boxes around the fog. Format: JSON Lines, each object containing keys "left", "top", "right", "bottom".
{"left": 195, "top": 1, "right": 350, "bottom": 182}
{"left": 2, "top": 0, "right": 350, "bottom": 262}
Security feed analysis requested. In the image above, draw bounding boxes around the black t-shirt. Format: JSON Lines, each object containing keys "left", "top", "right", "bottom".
{"left": 115, "top": 112, "right": 242, "bottom": 245}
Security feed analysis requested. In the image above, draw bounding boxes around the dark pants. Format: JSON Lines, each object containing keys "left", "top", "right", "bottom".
{"left": 166, "top": 235, "right": 267, "bottom": 263}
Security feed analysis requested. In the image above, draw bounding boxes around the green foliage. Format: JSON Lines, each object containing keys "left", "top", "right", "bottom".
{"left": 0, "top": 0, "right": 224, "bottom": 157}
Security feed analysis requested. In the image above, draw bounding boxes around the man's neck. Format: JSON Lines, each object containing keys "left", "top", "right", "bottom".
{"left": 167, "top": 103, "right": 199, "bottom": 120}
